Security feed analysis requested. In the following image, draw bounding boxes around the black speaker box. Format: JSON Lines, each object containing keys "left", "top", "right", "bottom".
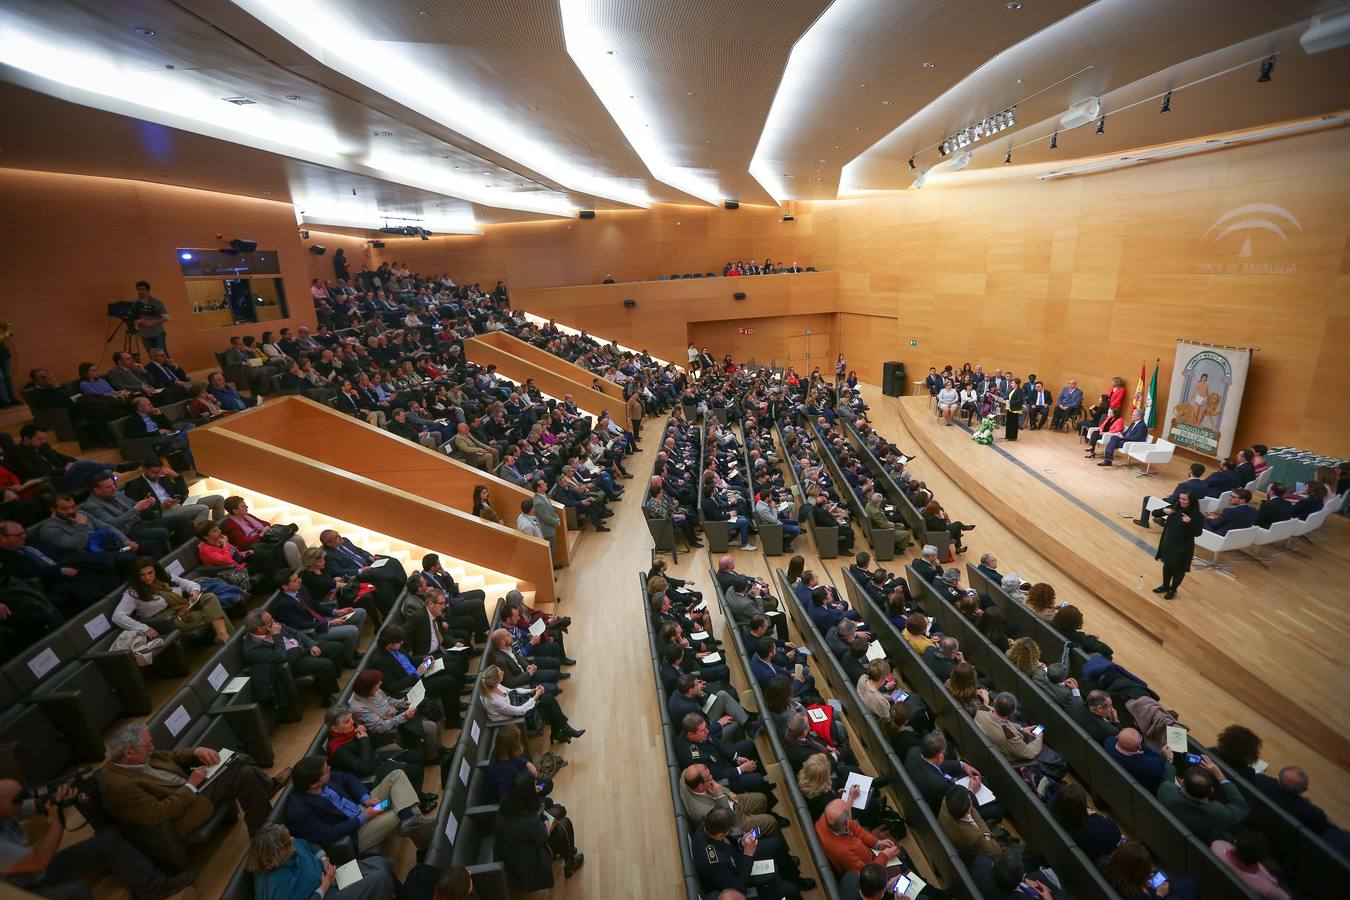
{"left": 733, "top": 292, "right": 747, "bottom": 300}
{"left": 723, "top": 200, "right": 740, "bottom": 210}
{"left": 623, "top": 299, "right": 636, "bottom": 308}
{"left": 230, "top": 238, "right": 258, "bottom": 252}
{"left": 308, "top": 245, "right": 327, "bottom": 255}
{"left": 882, "top": 361, "right": 906, "bottom": 396}
{"left": 372, "top": 241, "right": 386, "bottom": 249}
{"left": 578, "top": 210, "right": 596, "bottom": 219}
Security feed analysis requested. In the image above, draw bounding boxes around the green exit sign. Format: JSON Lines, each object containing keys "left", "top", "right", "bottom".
{"left": 909, "top": 339, "right": 918, "bottom": 347}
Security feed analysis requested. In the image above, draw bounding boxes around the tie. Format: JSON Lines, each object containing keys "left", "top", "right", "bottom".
{"left": 25, "top": 545, "right": 57, "bottom": 566}
{"left": 341, "top": 544, "right": 363, "bottom": 564}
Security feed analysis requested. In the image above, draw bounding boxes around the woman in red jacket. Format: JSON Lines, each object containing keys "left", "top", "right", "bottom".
{"left": 1107, "top": 376, "right": 1127, "bottom": 414}
{"left": 1085, "top": 408, "right": 1124, "bottom": 459}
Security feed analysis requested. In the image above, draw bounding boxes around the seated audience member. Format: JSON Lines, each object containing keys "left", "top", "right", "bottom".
{"left": 1204, "top": 489, "right": 1257, "bottom": 534}
{"left": 478, "top": 665, "right": 584, "bottom": 744}
{"left": 488, "top": 724, "right": 552, "bottom": 803}
{"left": 271, "top": 567, "right": 365, "bottom": 664}
{"left": 1050, "top": 782, "right": 1122, "bottom": 864}
{"left": 1254, "top": 483, "right": 1294, "bottom": 528}
{"left": 971, "top": 850, "right": 1058, "bottom": 900}
{"left": 669, "top": 673, "right": 752, "bottom": 743}
{"left": 912, "top": 544, "right": 944, "bottom": 583}
{"left": 681, "top": 763, "right": 778, "bottom": 839}
{"left": 1023, "top": 582, "right": 1059, "bottom": 620}
{"left": 319, "top": 528, "right": 406, "bottom": 614}
{"left": 324, "top": 704, "right": 432, "bottom": 793}
{"left": 815, "top": 798, "right": 901, "bottom": 875}
{"left": 222, "top": 495, "right": 305, "bottom": 570}
{"left": 1106, "top": 728, "right": 1174, "bottom": 792}
{"left": 1085, "top": 407, "right": 1124, "bottom": 459}
{"left": 9, "top": 425, "right": 115, "bottom": 492}
{"left": 675, "top": 712, "right": 770, "bottom": 798}
{"left": 285, "top": 755, "right": 432, "bottom": 854}
{"left": 694, "top": 805, "right": 810, "bottom": 898}
{"left": 947, "top": 661, "right": 991, "bottom": 716}
{"left": 206, "top": 371, "right": 256, "bottom": 411}
{"left": 1202, "top": 459, "right": 1245, "bottom": 497}
{"left": 79, "top": 473, "right": 175, "bottom": 555}
{"left": 246, "top": 822, "right": 396, "bottom": 900}
{"left": 1051, "top": 379, "right": 1083, "bottom": 430}
{"left": 1103, "top": 840, "right": 1197, "bottom": 900}
{"left": 127, "top": 397, "right": 197, "bottom": 472}
{"left": 0, "top": 776, "right": 195, "bottom": 900}
{"left": 242, "top": 609, "right": 342, "bottom": 712}
{"left": 1095, "top": 409, "right": 1146, "bottom": 467}
{"left": 1033, "top": 662, "right": 1081, "bottom": 710}
{"left": 124, "top": 456, "right": 224, "bottom": 521}
{"left": 1051, "top": 604, "right": 1113, "bottom": 658}
{"left": 1291, "top": 480, "right": 1328, "bottom": 520}
{"left": 903, "top": 732, "right": 999, "bottom": 821}
{"left": 1071, "top": 690, "right": 1122, "bottom": 742}
{"left": 496, "top": 771, "right": 584, "bottom": 891}
{"left": 922, "top": 636, "right": 964, "bottom": 682}
{"left": 420, "top": 553, "right": 489, "bottom": 636}
{"left": 115, "top": 555, "right": 233, "bottom": 643}
{"left": 939, "top": 785, "right": 1000, "bottom": 861}
{"left": 1251, "top": 766, "right": 1349, "bottom": 854}
{"left": 0, "top": 518, "right": 112, "bottom": 616}
{"left": 1157, "top": 755, "right": 1249, "bottom": 843}
{"left": 348, "top": 669, "right": 446, "bottom": 766}
{"left": 1211, "top": 831, "right": 1292, "bottom": 900}
{"left": 976, "top": 692, "right": 1063, "bottom": 780}
{"left": 101, "top": 722, "right": 284, "bottom": 837}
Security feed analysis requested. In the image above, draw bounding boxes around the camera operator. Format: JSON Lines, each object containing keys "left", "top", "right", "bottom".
{"left": 131, "top": 280, "right": 170, "bottom": 352}
{"left": 0, "top": 777, "right": 194, "bottom": 898}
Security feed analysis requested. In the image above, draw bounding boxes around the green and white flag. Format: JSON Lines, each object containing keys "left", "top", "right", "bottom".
{"left": 1145, "top": 361, "right": 1159, "bottom": 429}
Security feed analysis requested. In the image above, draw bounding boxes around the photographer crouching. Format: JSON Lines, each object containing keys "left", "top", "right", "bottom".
{"left": 0, "top": 775, "right": 195, "bottom": 898}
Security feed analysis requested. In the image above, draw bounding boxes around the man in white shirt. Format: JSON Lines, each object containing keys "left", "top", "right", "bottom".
{"left": 516, "top": 499, "right": 544, "bottom": 537}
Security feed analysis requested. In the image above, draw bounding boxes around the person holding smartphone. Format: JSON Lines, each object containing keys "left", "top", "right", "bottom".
{"left": 286, "top": 756, "right": 433, "bottom": 854}
{"left": 1103, "top": 840, "right": 1197, "bottom": 898}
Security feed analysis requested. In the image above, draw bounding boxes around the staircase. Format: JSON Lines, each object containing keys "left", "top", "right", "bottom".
{"left": 191, "top": 477, "right": 523, "bottom": 602}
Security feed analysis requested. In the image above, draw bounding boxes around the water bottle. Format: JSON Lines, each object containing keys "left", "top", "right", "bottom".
{"left": 1136, "top": 575, "right": 1144, "bottom": 591}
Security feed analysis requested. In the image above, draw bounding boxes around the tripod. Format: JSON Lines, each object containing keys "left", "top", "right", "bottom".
{"left": 100, "top": 316, "right": 142, "bottom": 365}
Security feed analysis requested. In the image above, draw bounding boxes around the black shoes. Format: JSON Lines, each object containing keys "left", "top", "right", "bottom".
{"left": 556, "top": 671, "right": 571, "bottom": 680}
{"left": 1152, "top": 585, "right": 1167, "bottom": 594}
{"left": 560, "top": 656, "right": 578, "bottom": 666}
{"left": 595, "top": 525, "right": 612, "bottom": 532}
{"left": 564, "top": 851, "right": 585, "bottom": 878}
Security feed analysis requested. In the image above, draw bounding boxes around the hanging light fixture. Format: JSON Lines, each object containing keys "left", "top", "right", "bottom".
{"left": 1096, "top": 116, "right": 1105, "bottom": 135}
{"left": 1160, "top": 91, "right": 1172, "bottom": 113}
{"left": 1257, "top": 55, "right": 1276, "bottom": 82}
{"left": 1049, "top": 131, "right": 1058, "bottom": 149}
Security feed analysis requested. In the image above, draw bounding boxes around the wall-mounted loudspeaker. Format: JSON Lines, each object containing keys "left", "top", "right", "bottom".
{"left": 723, "top": 200, "right": 740, "bottom": 210}
{"left": 733, "top": 291, "right": 747, "bottom": 300}
{"left": 371, "top": 241, "right": 386, "bottom": 249}
{"left": 230, "top": 238, "right": 258, "bottom": 252}
{"left": 309, "top": 245, "right": 327, "bottom": 255}
{"left": 623, "top": 299, "right": 636, "bottom": 308}
{"left": 299, "top": 230, "right": 310, "bottom": 239}
{"left": 781, "top": 215, "right": 794, "bottom": 222}
{"left": 578, "top": 210, "right": 596, "bottom": 219}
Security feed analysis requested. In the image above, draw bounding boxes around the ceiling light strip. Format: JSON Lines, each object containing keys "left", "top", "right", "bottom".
{"left": 558, "top": 1, "right": 722, "bottom": 206}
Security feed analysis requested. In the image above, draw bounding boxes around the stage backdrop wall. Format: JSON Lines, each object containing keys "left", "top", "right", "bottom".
{"left": 1163, "top": 341, "right": 1253, "bottom": 459}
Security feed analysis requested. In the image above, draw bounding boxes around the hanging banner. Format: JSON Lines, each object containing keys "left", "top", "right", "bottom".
{"left": 1162, "top": 340, "right": 1252, "bottom": 459}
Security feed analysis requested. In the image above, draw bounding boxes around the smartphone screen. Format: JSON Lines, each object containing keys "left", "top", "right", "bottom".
{"left": 1147, "top": 871, "right": 1167, "bottom": 889}
{"left": 1185, "top": 753, "right": 1203, "bottom": 766}
{"left": 1030, "top": 725, "right": 1045, "bottom": 737}
{"left": 374, "top": 799, "right": 391, "bottom": 811}
{"left": 887, "top": 874, "right": 911, "bottom": 895}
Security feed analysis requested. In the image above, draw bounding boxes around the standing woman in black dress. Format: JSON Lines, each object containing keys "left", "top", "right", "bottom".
{"left": 1154, "top": 490, "right": 1204, "bottom": 598}
{"left": 1004, "top": 377, "right": 1024, "bottom": 441}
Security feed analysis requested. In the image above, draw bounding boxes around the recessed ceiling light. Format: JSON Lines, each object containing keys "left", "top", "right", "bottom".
{"left": 440, "top": 154, "right": 451, "bottom": 159}
{"left": 858, "top": 83, "right": 867, "bottom": 88}
{"left": 373, "top": 130, "right": 393, "bottom": 136}
{"left": 881, "top": 99, "right": 893, "bottom": 106}
{"left": 854, "top": 126, "right": 863, "bottom": 131}
{"left": 530, "top": 105, "right": 538, "bottom": 111}
{"left": 921, "top": 62, "right": 935, "bottom": 69}
{"left": 481, "top": 171, "right": 490, "bottom": 175}
{"left": 687, "top": 91, "right": 696, "bottom": 96}
{"left": 1006, "top": 1, "right": 1022, "bottom": 8}
{"left": 132, "top": 27, "right": 156, "bottom": 37}
{"left": 1016, "top": 78, "right": 1024, "bottom": 85}
{"left": 284, "top": 94, "right": 301, "bottom": 101}
{"left": 222, "top": 97, "right": 256, "bottom": 105}
{"left": 819, "top": 159, "right": 827, "bottom": 163}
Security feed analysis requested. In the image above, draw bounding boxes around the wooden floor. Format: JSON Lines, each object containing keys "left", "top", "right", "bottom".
{"left": 882, "top": 390, "right": 1350, "bottom": 821}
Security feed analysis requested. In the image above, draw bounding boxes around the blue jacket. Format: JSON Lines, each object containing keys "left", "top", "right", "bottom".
{"left": 1164, "top": 478, "right": 1208, "bottom": 505}
{"left": 1056, "top": 386, "right": 1082, "bottom": 409}
{"left": 1117, "top": 420, "right": 1149, "bottom": 444}
{"left": 1202, "top": 469, "right": 1243, "bottom": 497}
{"left": 285, "top": 770, "right": 370, "bottom": 845}
{"left": 322, "top": 539, "right": 373, "bottom": 578}
{"left": 1103, "top": 735, "right": 1171, "bottom": 792}
{"left": 749, "top": 653, "right": 787, "bottom": 686}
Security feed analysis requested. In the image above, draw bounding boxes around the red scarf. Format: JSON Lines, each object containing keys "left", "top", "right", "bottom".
{"left": 326, "top": 729, "right": 358, "bottom": 758}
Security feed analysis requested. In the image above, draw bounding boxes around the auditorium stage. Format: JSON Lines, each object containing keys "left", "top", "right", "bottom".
{"left": 879, "top": 394, "right": 1350, "bottom": 781}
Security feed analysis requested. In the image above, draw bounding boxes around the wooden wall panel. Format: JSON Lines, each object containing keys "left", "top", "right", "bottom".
{"left": 473, "top": 331, "right": 625, "bottom": 403}
{"left": 0, "top": 168, "right": 318, "bottom": 381}
{"left": 686, "top": 314, "right": 837, "bottom": 372}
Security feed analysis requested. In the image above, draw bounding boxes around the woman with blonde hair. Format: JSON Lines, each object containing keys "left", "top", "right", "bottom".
{"left": 856, "top": 658, "right": 895, "bottom": 717}
{"left": 478, "top": 665, "right": 584, "bottom": 744}
{"left": 797, "top": 752, "right": 836, "bottom": 821}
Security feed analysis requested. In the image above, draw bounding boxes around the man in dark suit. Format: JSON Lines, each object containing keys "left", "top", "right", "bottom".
{"left": 903, "top": 733, "right": 999, "bottom": 820}
{"left": 0, "top": 520, "right": 112, "bottom": 614}
{"left": 1204, "top": 489, "right": 1257, "bottom": 535}
{"left": 1099, "top": 410, "right": 1147, "bottom": 467}
{"left": 1233, "top": 450, "right": 1257, "bottom": 486}
{"left": 912, "top": 546, "right": 943, "bottom": 583}
{"left": 121, "top": 458, "right": 224, "bottom": 521}
{"left": 419, "top": 553, "right": 488, "bottom": 636}
{"left": 1068, "top": 690, "right": 1121, "bottom": 743}
{"left": 270, "top": 569, "right": 365, "bottom": 665}
{"left": 488, "top": 627, "right": 561, "bottom": 695}
{"left": 1202, "top": 460, "right": 1244, "bottom": 497}
{"left": 673, "top": 713, "right": 770, "bottom": 797}
{"left": 1105, "top": 728, "right": 1173, "bottom": 792}
{"left": 975, "top": 554, "right": 1001, "bottom": 584}
{"left": 1254, "top": 483, "right": 1295, "bottom": 529}
{"left": 750, "top": 638, "right": 817, "bottom": 701}
{"left": 143, "top": 349, "right": 191, "bottom": 393}
{"left": 318, "top": 528, "right": 405, "bottom": 612}
{"left": 368, "top": 623, "right": 467, "bottom": 727}
{"left": 921, "top": 637, "right": 963, "bottom": 682}
{"left": 1137, "top": 463, "right": 1208, "bottom": 527}
{"left": 1027, "top": 381, "right": 1051, "bottom": 430}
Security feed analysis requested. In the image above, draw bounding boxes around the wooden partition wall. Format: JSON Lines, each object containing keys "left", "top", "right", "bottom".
{"left": 462, "top": 337, "right": 613, "bottom": 417}
{"left": 473, "top": 331, "right": 625, "bottom": 404}
{"left": 190, "top": 398, "right": 558, "bottom": 598}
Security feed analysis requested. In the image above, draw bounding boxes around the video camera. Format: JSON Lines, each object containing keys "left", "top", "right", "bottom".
{"left": 107, "top": 300, "right": 150, "bottom": 324}
{"left": 19, "top": 767, "right": 95, "bottom": 809}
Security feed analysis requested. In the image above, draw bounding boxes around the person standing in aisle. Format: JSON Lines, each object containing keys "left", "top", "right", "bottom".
{"left": 1154, "top": 490, "right": 1204, "bottom": 599}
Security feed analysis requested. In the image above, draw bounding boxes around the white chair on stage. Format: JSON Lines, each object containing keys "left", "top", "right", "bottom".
{"left": 1123, "top": 437, "right": 1175, "bottom": 477}
{"left": 1199, "top": 490, "right": 1232, "bottom": 515}
{"left": 1193, "top": 525, "right": 1257, "bottom": 575}
{"left": 1244, "top": 519, "right": 1299, "bottom": 567}
{"left": 1289, "top": 507, "right": 1335, "bottom": 553}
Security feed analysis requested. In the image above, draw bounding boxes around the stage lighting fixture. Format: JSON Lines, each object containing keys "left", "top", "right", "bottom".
{"left": 1096, "top": 117, "right": 1105, "bottom": 135}
{"left": 1160, "top": 91, "right": 1171, "bottom": 113}
{"left": 1257, "top": 55, "right": 1275, "bottom": 82}
{"left": 1049, "top": 132, "right": 1058, "bottom": 149}
{"left": 1004, "top": 149, "right": 1012, "bottom": 165}
{"left": 230, "top": 238, "right": 258, "bottom": 252}
{"left": 907, "top": 157, "right": 915, "bottom": 170}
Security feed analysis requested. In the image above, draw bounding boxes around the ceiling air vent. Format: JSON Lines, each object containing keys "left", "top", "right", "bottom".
{"left": 222, "top": 97, "right": 257, "bottom": 106}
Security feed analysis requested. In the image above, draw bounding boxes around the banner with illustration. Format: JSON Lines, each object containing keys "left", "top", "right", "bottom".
{"left": 1163, "top": 341, "right": 1252, "bottom": 459}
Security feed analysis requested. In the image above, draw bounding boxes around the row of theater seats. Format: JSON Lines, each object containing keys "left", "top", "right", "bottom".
{"left": 843, "top": 421, "right": 950, "bottom": 557}
{"left": 808, "top": 423, "right": 899, "bottom": 562}
{"left": 959, "top": 563, "right": 1349, "bottom": 899}
{"left": 741, "top": 415, "right": 787, "bottom": 557}
{"left": 777, "top": 419, "right": 841, "bottom": 559}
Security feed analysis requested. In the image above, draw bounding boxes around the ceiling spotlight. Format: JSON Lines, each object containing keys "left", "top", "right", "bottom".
{"left": 1004, "top": 149, "right": 1012, "bottom": 165}
{"left": 1160, "top": 91, "right": 1172, "bottom": 113}
{"left": 1007, "top": 1, "right": 1023, "bottom": 8}
{"left": 921, "top": 62, "right": 935, "bottom": 69}
{"left": 882, "top": 99, "right": 893, "bottom": 106}
{"left": 1258, "top": 55, "right": 1276, "bottom": 82}
{"left": 1049, "top": 131, "right": 1057, "bottom": 149}
{"left": 907, "top": 157, "right": 915, "bottom": 170}
{"left": 1096, "top": 116, "right": 1105, "bottom": 135}
{"left": 284, "top": 94, "right": 301, "bottom": 101}
{"left": 132, "top": 26, "right": 156, "bottom": 37}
